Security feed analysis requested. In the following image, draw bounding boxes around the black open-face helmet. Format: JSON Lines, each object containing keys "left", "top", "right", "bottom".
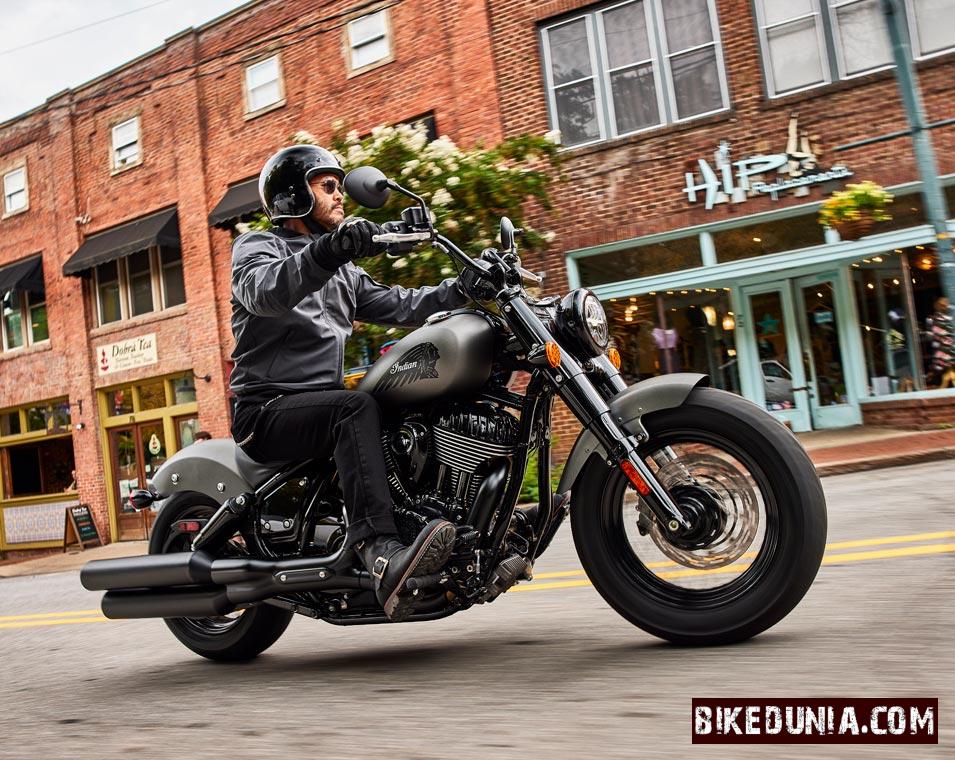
{"left": 258, "top": 145, "right": 345, "bottom": 221}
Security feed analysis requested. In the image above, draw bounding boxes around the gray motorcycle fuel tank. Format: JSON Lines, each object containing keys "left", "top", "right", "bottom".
{"left": 357, "top": 311, "right": 495, "bottom": 406}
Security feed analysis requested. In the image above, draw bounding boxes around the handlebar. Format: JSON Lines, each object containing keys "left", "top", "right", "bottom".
{"left": 371, "top": 231, "right": 433, "bottom": 244}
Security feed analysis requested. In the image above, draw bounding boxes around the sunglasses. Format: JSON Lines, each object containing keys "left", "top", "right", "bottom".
{"left": 316, "top": 179, "right": 343, "bottom": 195}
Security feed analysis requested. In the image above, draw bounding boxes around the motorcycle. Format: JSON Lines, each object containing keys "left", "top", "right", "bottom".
{"left": 81, "top": 166, "right": 827, "bottom": 660}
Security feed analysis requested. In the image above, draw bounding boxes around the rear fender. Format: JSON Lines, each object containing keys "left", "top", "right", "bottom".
{"left": 556, "top": 373, "right": 709, "bottom": 495}
{"left": 151, "top": 439, "right": 252, "bottom": 502}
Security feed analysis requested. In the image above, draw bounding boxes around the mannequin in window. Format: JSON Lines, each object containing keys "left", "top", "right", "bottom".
{"left": 926, "top": 297, "right": 955, "bottom": 388}
{"left": 887, "top": 309, "right": 914, "bottom": 393}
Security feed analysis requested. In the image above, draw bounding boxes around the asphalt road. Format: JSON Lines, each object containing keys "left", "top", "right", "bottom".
{"left": 1, "top": 461, "right": 952, "bottom": 759}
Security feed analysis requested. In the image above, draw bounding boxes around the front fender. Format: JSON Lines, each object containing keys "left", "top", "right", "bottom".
{"left": 556, "top": 373, "right": 709, "bottom": 494}
{"left": 152, "top": 439, "right": 252, "bottom": 501}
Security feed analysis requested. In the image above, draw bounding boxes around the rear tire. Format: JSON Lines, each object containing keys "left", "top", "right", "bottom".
{"left": 149, "top": 492, "right": 293, "bottom": 661}
{"left": 571, "top": 387, "right": 827, "bottom": 645}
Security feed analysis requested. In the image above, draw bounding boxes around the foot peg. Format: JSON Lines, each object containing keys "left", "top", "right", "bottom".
{"left": 404, "top": 572, "right": 449, "bottom": 592}
{"left": 483, "top": 554, "right": 532, "bottom": 602}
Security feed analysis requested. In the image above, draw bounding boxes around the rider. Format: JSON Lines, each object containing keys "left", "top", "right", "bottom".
{"left": 230, "top": 144, "right": 471, "bottom": 621}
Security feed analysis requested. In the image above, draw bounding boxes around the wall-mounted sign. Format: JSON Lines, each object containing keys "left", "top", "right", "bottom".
{"left": 96, "top": 333, "right": 158, "bottom": 375}
{"left": 684, "top": 114, "right": 852, "bottom": 210}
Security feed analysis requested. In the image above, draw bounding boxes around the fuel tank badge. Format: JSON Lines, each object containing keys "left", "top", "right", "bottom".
{"left": 377, "top": 343, "right": 440, "bottom": 390}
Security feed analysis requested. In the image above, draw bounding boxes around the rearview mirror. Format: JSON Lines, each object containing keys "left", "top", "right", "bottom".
{"left": 343, "top": 166, "right": 391, "bottom": 209}
{"left": 500, "top": 216, "right": 515, "bottom": 254}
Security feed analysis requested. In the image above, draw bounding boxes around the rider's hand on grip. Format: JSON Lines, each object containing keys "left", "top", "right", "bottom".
{"left": 458, "top": 259, "right": 497, "bottom": 301}
{"left": 312, "top": 217, "right": 387, "bottom": 268}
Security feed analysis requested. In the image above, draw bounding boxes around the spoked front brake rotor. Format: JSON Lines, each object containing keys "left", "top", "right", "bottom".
{"left": 641, "top": 452, "right": 760, "bottom": 570}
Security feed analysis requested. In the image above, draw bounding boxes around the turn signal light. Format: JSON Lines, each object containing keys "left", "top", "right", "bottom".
{"left": 607, "top": 347, "right": 621, "bottom": 369}
{"left": 620, "top": 460, "right": 651, "bottom": 496}
{"left": 545, "top": 341, "right": 561, "bottom": 368}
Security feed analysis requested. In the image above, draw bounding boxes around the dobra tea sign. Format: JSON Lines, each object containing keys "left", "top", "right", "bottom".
{"left": 96, "top": 333, "right": 158, "bottom": 375}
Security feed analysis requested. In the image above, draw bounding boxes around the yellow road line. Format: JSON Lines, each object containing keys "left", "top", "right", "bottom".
{"left": 514, "top": 542, "right": 955, "bottom": 593}
{"left": 0, "top": 616, "right": 109, "bottom": 630}
{"left": 533, "top": 530, "right": 955, "bottom": 580}
{"left": 0, "top": 609, "right": 102, "bottom": 623}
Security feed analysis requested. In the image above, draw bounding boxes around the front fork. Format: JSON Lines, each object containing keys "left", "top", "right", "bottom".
{"left": 503, "top": 297, "right": 692, "bottom": 536}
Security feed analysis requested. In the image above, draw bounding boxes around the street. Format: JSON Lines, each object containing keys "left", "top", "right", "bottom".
{"left": 1, "top": 460, "right": 952, "bottom": 760}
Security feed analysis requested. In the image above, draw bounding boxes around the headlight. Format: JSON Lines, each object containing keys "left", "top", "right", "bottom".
{"left": 556, "top": 288, "right": 610, "bottom": 357}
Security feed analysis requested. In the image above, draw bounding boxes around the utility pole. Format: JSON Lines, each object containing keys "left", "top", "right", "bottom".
{"left": 881, "top": 0, "right": 955, "bottom": 314}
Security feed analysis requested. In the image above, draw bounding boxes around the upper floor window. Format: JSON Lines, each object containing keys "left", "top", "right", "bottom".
{"left": 907, "top": 0, "right": 955, "bottom": 58}
{"left": 3, "top": 167, "right": 27, "bottom": 216}
{"left": 348, "top": 9, "right": 392, "bottom": 71}
{"left": 111, "top": 116, "right": 141, "bottom": 171}
{"left": 94, "top": 246, "right": 185, "bottom": 326}
{"left": 1, "top": 257, "right": 47, "bottom": 352}
{"left": 754, "top": 0, "right": 921, "bottom": 97}
{"left": 244, "top": 55, "right": 284, "bottom": 114}
{"left": 541, "top": 0, "right": 728, "bottom": 148}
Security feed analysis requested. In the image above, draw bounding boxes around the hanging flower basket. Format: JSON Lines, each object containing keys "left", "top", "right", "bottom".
{"left": 819, "top": 181, "right": 893, "bottom": 242}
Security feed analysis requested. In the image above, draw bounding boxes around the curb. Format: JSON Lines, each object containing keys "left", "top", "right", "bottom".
{"left": 812, "top": 446, "right": 955, "bottom": 477}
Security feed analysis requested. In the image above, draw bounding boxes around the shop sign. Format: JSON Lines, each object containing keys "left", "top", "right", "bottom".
{"left": 96, "top": 333, "right": 158, "bottom": 376}
{"left": 684, "top": 115, "right": 852, "bottom": 210}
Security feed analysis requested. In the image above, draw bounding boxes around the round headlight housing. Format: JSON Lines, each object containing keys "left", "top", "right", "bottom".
{"left": 556, "top": 289, "right": 610, "bottom": 357}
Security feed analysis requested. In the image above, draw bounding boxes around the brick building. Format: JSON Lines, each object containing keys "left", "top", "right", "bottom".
{"left": 487, "top": 0, "right": 955, "bottom": 445}
{"left": 0, "top": 0, "right": 502, "bottom": 554}
{"left": 3, "top": 0, "right": 954, "bottom": 556}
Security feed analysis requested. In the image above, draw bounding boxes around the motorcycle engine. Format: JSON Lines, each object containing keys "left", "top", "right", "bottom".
{"left": 383, "top": 402, "right": 519, "bottom": 541}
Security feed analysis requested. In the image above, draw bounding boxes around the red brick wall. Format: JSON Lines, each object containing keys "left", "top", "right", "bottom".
{"left": 862, "top": 396, "right": 955, "bottom": 429}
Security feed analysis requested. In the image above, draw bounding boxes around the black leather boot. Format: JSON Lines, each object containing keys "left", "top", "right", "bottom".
{"left": 358, "top": 519, "right": 456, "bottom": 622}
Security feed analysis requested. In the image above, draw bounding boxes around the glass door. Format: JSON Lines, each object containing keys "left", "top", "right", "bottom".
{"left": 740, "top": 283, "right": 812, "bottom": 432}
{"left": 109, "top": 422, "right": 168, "bottom": 540}
{"left": 795, "top": 273, "right": 859, "bottom": 428}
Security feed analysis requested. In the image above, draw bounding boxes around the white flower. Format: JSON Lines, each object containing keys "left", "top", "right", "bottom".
{"left": 431, "top": 188, "right": 453, "bottom": 206}
{"left": 392, "top": 257, "right": 408, "bottom": 269}
{"left": 346, "top": 129, "right": 360, "bottom": 144}
{"left": 542, "top": 230, "right": 557, "bottom": 243}
{"left": 292, "top": 129, "right": 317, "bottom": 145}
{"left": 544, "top": 129, "right": 562, "bottom": 144}
{"left": 347, "top": 144, "right": 368, "bottom": 164}
{"left": 330, "top": 118, "right": 345, "bottom": 132}
{"left": 446, "top": 176, "right": 460, "bottom": 187}
{"left": 442, "top": 218, "right": 459, "bottom": 231}
{"left": 441, "top": 266, "right": 453, "bottom": 275}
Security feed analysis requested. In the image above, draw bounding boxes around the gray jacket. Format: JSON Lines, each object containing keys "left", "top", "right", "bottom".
{"left": 230, "top": 227, "right": 470, "bottom": 401}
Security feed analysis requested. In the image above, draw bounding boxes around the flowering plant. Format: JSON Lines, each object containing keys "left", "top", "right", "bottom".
{"left": 254, "top": 121, "right": 559, "bottom": 367}
{"left": 818, "top": 181, "right": 893, "bottom": 231}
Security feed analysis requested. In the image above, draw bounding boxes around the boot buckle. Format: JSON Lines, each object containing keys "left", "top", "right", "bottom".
{"left": 372, "top": 556, "right": 389, "bottom": 580}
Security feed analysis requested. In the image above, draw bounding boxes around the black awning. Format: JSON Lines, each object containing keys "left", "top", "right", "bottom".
{"left": 63, "top": 207, "right": 179, "bottom": 276}
{"left": 0, "top": 255, "right": 44, "bottom": 295}
{"left": 208, "top": 178, "right": 261, "bottom": 228}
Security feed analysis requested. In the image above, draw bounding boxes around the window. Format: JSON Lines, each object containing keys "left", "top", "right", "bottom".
{"left": 907, "top": 0, "right": 955, "bottom": 57}
{"left": 93, "top": 246, "right": 185, "bottom": 326}
{"left": 577, "top": 236, "right": 703, "bottom": 287}
{"left": 541, "top": 0, "right": 728, "bottom": 147}
{"left": 1, "top": 259, "right": 47, "bottom": 352}
{"left": 3, "top": 167, "right": 27, "bottom": 215}
{"left": 348, "top": 9, "right": 391, "bottom": 71}
{"left": 244, "top": 55, "right": 284, "bottom": 113}
{"left": 111, "top": 116, "right": 141, "bottom": 170}
{"left": 754, "top": 0, "right": 895, "bottom": 97}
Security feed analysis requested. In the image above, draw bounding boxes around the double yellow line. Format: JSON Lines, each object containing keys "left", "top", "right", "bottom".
{"left": 511, "top": 529, "right": 955, "bottom": 593}
{"left": 2, "top": 530, "right": 953, "bottom": 628}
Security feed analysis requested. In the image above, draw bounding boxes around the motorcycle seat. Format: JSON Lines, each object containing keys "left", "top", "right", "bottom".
{"left": 234, "top": 446, "right": 298, "bottom": 488}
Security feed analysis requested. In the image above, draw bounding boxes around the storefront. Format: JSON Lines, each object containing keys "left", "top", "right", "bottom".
{"left": 0, "top": 398, "right": 78, "bottom": 551}
{"left": 98, "top": 372, "right": 199, "bottom": 540}
{"left": 568, "top": 180, "right": 955, "bottom": 433}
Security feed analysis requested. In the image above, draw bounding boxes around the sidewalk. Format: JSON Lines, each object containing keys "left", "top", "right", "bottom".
{"left": 1, "top": 425, "right": 952, "bottom": 579}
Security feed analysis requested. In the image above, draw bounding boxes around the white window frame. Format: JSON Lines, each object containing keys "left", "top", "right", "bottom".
{"left": 541, "top": 0, "right": 729, "bottom": 149}
{"left": 347, "top": 8, "right": 393, "bottom": 73}
{"left": 827, "top": 0, "right": 894, "bottom": 80}
{"left": 2, "top": 165, "right": 28, "bottom": 217}
{"left": 110, "top": 116, "right": 141, "bottom": 172}
{"left": 92, "top": 247, "right": 184, "bottom": 327}
{"left": 243, "top": 54, "right": 285, "bottom": 116}
{"left": 905, "top": 0, "right": 955, "bottom": 59}
{"left": 754, "top": 1, "right": 831, "bottom": 97}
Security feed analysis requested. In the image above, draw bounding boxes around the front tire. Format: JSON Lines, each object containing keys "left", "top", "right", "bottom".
{"left": 571, "top": 387, "right": 827, "bottom": 645}
{"left": 149, "top": 492, "right": 293, "bottom": 661}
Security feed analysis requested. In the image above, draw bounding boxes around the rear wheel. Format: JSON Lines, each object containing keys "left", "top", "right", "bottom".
{"left": 149, "top": 492, "right": 293, "bottom": 661}
{"left": 571, "top": 388, "right": 827, "bottom": 645}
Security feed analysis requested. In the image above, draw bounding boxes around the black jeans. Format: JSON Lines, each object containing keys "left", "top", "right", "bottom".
{"left": 232, "top": 391, "right": 398, "bottom": 544}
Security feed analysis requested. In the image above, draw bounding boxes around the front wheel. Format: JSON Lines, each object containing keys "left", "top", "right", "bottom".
{"left": 149, "top": 492, "right": 293, "bottom": 661}
{"left": 571, "top": 387, "right": 827, "bottom": 645}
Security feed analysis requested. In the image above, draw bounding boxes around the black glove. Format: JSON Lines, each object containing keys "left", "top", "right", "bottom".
{"left": 310, "top": 217, "right": 387, "bottom": 269}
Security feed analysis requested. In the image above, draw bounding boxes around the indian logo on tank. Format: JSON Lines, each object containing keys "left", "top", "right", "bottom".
{"left": 377, "top": 343, "right": 440, "bottom": 391}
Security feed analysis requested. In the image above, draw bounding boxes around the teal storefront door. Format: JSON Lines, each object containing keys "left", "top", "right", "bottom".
{"left": 740, "top": 272, "right": 862, "bottom": 431}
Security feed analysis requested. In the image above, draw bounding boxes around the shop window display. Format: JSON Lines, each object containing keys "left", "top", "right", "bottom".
{"left": 605, "top": 289, "right": 740, "bottom": 394}
{"left": 1, "top": 437, "right": 75, "bottom": 498}
{"left": 853, "top": 247, "right": 953, "bottom": 394}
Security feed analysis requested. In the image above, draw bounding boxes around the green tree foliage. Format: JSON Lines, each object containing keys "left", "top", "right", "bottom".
{"left": 254, "top": 122, "right": 559, "bottom": 368}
